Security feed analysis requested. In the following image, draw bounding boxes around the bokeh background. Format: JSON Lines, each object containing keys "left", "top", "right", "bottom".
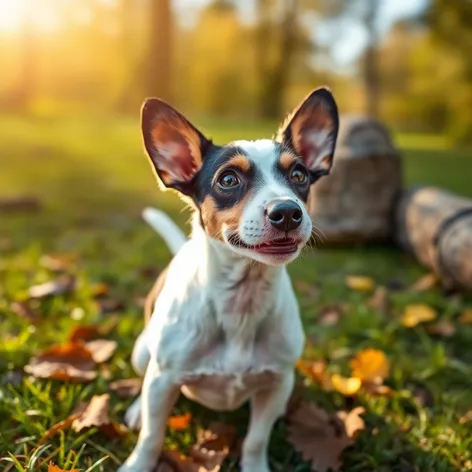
{"left": 1, "top": 0, "right": 472, "bottom": 237}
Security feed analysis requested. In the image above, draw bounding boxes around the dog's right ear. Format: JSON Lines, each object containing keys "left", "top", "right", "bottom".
{"left": 141, "top": 99, "right": 212, "bottom": 195}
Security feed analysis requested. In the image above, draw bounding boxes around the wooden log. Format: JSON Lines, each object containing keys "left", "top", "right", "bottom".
{"left": 395, "top": 186, "right": 472, "bottom": 291}
{"left": 308, "top": 115, "right": 402, "bottom": 244}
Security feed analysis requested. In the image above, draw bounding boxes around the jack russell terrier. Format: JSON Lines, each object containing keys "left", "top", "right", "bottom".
{"left": 119, "top": 87, "right": 339, "bottom": 472}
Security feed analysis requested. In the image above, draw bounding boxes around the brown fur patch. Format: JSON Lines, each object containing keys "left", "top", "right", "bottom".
{"left": 225, "top": 263, "right": 270, "bottom": 314}
{"left": 144, "top": 265, "right": 169, "bottom": 325}
{"left": 200, "top": 191, "right": 253, "bottom": 241}
{"left": 279, "top": 151, "right": 297, "bottom": 171}
{"left": 225, "top": 154, "right": 251, "bottom": 172}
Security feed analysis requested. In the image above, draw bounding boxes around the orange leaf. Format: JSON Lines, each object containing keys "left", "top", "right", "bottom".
{"left": 68, "top": 325, "right": 102, "bottom": 342}
{"left": 401, "top": 304, "right": 437, "bottom": 328}
{"left": 331, "top": 374, "right": 361, "bottom": 396}
{"left": 168, "top": 413, "right": 192, "bottom": 431}
{"left": 92, "top": 282, "right": 110, "bottom": 297}
{"left": 38, "top": 413, "right": 82, "bottom": 444}
{"left": 296, "top": 359, "right": 326, "bottom": 384}
{"left": 345, "top": 276, "right": 375, "bottom": 292}
{"left": 24, "top": 343, "right": 97, "bottom": 382}
{"left": 350, "top": 349, "right": 390, "bottom": 383}
{"left": 48, "top": 462, "right": 79, "bottom": 472}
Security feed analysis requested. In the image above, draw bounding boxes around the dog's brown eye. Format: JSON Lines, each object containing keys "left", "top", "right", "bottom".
{"left": 218, "top": 171, "right": 240, "bottom": 189}
{"left": 290, "top": 167, "right": 307, "bottom": 183}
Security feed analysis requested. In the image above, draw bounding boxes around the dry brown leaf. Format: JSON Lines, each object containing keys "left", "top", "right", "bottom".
{"left": 48, "top": 462, "right": 79, "bottom": 472}
{"left": 330, "top": 374, "right": 361, "bottom": 396}
{"left": 318, "top": 305, "right": 343, "bottom": 326}
{"left": 72, "top": 393, "right": 125, "bottom": 438}
{"left": 85, "top": 339, "right": 117, "bottom": 363}
{"left": 40, "top": 253, "right": 77, "bottom": 272}
{"left": 458, "top": 309, "right": 472, "bottom": 325}
{"left": 38, "top": 413, "right": 82, "bottom": 444}
{"left": 425, "top": 320, "right": 456, "bottom": 338}
{"left": 287, "top": 402, "right": 365, "bottom": 472}
{"left": 24, "top": 343, "right": 97, "bottom": 382}
{"left": 68, "top": 324, "right": 102, "bottom": 342}
{"left": 459, "top": 410, "right": 472, "bottom": 424}
{"left": 0, "top": 196, "right": 41, "bottom": 213}
{"left": 109, "top": 378, "right": 143, "bottom": 398}
{"left": 345, "top": 276, "right": 375, "bottom": 293}
{"left": 10, "top": 301, "right": 42, "bottom": 323}
{"left": 362, "top": 381, "right": 394, "bottom": 397}
{"left": 93, "top": 283, "right": 110, "bottom": 298}
{"left": 350, "top": 349, "right": 390, "bottom": 384}
{"left": 168, "top": 413, "right": 192, "bottom": 431}
{"left": 28, "top": 275, "right": 75, "bottom": 299}
{"left": 335, "top": 407, "right": 366, "bottom": 438}
{"left": 96, "top": 298, "right": 125, "bottom": 314}
{"left": 155, "top": 451, "right": 201, "bottom": 472}
{"left": 401, "top": 305, "right": 437, "bottom": 328}
{"left": 409, "top": 273, "right": 439, "bottom": 293}
{"left": 367, "top": 286, "right": 389, "bottom": 315}
{"left": 296, "top": 359, "right": 327, "bottom": 385}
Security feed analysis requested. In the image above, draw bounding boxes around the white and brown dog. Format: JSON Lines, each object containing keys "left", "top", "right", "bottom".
{"left": 119, "top": 87, "right": 339, "bottom": 472}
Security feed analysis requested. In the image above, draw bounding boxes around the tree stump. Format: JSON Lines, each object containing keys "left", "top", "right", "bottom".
{"left": 308, "top": 115, "right": 402, "bottom": 244}
{"left": 396, "top": 186, "right": 472, "bottom": 292}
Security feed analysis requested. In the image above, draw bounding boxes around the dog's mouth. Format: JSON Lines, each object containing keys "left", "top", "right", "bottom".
{"left": 227, "top": 233, "right": 299, "bottom": 255}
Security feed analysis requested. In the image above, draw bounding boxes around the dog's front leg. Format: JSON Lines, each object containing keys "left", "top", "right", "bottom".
{"left": 241, "top": 370, "right": 295, "bottom": 472}
{"left": 118, "top": 361, "right": 180, "bottom": 472}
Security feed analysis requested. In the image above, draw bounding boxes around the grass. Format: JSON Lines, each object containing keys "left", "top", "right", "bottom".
{"left": 1, "top": 112, "right": 472, "bottom": 471}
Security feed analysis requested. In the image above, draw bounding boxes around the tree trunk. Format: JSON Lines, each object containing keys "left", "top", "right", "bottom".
{"left": 396, "top": 186, "right": 472, "bottom": 292}
{"left": 145, "top": 0, "right": 173, "bottom": 101}
{"left": 363, "top": 0, "right": 380, "bottom": 117}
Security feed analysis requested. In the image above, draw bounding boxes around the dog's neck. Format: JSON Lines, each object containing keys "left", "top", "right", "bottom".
{"left": 191, "top": 214, "right": 283, "bottom": 319}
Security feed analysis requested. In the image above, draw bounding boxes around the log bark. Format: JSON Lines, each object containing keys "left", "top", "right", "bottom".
{"left": 396, "top": 186, "right": 472, "bottom": 291}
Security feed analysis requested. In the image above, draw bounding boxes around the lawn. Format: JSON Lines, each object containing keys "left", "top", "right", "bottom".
{"left": 1, "top": 113, "right": 472, "bottom": 472}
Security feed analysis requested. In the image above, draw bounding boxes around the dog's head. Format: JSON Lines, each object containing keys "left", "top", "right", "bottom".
{"left": 142, "top": 88, "right": 339, "bottom": 266}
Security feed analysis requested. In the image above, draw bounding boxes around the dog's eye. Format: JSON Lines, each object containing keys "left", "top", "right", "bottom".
{"left": 290, "top": 167, "right": 308, "bottom": 184}
{"left": 218, "top": 171, "right": 240, "bottom": 189}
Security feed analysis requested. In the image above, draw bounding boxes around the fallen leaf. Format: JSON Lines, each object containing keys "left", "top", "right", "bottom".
{"left": 350, "top": 349, "right": 390, "bottom": 383}
{"left": 38, "top": 413, "right": 82, "bottom": 444}
{"left": 68, "top": 324, "right": 102, "bottom": 342}
{"left": 409, "top": 273, "right": 439, "bottom": 293}
{"left": 10, "top": 301, "right": 42, "bottom": 323}
{"left": 318, "top": 305, "right": 343, "bottom": 326}
{"left": 24, "top": 343, "right": 97, "bottom": 382}
{"left": 48, "top": 462, "right": 79, "bottom": 472}
{"left": 72, "top": 393, "right": 125, "bottom": 438}
{"left": 155, "top": 451, "right": 201, "bottom": 472}
{"left": 287, "top": 402, "right": 365, "bottom": 472}
{"left": 425, "top": 320, "right": 456, "bottom": 338}
{"left": 28, "top": 275, "right": 75, "bottom": 299}
{"left": 459, "top": 410, "right": 472, "bottom": 424}
{"left": 296, "top": 359, "right": 326, "bottom": 384}
{"left": 40, "top": 253, "right": 77, "bottom": 272}
{"left": 458, "top": 309, "right": 472, "bottom": 325}
{"left": 401, "top": 305, "right": 437, "bottom": 328}
{"left": 367, "top": 286, "right": 389, "bottom": 315}
{"left": 0, "top": 196, "right": 41, "bottom": 213}
{"left": 85, "top": 339, "right": 117, "bottom": 363}
{"left": 96, "top": 298, "right": 125, "bottom": 314}
{"left": 168, "top": 413, "right": 192, "bottom": 431}
{"left": 110, "top": 378, "right": 143, "bottom": 398}
{"left": 331, "top": 374, "right": 361, "bottom": 396}
{"left": 346, "top": 276, "right": 375, "bottom": 293}
{"left": 93, "top": 283, "right": 110, "bottom": 298}
{"left": 362, "top": 382, "right": 394, "bottom": 397}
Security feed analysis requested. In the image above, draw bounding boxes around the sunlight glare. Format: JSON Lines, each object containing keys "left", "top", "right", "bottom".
{"left": 0, "top": 0, "right": 63, "bottom": 32}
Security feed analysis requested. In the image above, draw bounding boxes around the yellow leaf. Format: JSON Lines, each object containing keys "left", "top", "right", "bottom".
{"left": 296, "top": 359, "right": 326, "bottom": 384}
{"left": 350, "top": 349, "right": 390, "bottom": 383}
{"left": 401, "top": 304, "right": 437, "bottom": 328}
{"left": 458, "top": 309, "right": 472, "bottom": 325}
{"left": 346, "top": 276, "right": 375, "bottom": 292}
{"left": 331, "top": 374, "right": 361, "bottom": 396}
{"left": 168, "top": 412, "right": 192, "bottom": 430}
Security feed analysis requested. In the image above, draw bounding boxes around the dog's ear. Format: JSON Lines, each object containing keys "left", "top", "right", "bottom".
{"left": 277, "top": 87, "right": 339, "bottom": 179}
{"left": 142, "top": 98, "right": 211, "bottom": 194}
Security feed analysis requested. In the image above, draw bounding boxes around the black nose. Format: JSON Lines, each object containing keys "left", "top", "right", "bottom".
{"left": 266, "top": 200, "right": 303, "bottom": 232}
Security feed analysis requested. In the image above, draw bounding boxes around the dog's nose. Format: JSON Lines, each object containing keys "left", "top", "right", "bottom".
{"left": 266, "top": 200, "right": 303, "bottom": 232}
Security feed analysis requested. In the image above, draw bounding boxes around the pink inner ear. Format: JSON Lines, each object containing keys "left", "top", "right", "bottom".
{"left": 299, "top": 128, "right": 333, "bottom": 170}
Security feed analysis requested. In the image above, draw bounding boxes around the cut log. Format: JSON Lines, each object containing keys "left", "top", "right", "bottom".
{"left": 308, "top": 115, "right": 402, "bottom": 244}
{"left": 396, "top": 186, "right": 472, "bottom": 292}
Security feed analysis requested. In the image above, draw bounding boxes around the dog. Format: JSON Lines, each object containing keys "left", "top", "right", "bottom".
{"left": 118, "top": 87, "right": 339, "bottom": 472}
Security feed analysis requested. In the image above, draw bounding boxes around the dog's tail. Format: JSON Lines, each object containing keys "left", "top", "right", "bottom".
{"left": 142, "top": 207, "right": 187, "bottom": 255}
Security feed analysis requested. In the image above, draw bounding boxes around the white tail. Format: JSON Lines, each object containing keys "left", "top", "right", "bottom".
{"left": 142, "top": 207, "right": 187, "bottom": 255}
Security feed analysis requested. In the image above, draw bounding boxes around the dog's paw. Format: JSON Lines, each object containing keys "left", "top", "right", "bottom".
{"left": 124, "top": 397, "right": 142, "bottom": 430}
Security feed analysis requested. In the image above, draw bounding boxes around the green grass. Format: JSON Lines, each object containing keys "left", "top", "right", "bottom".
{"left": 1, "top": 113, "right": 472, "bottom": 471}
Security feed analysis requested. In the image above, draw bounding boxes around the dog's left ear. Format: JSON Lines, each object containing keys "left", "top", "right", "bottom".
{"left": 277, "top": 87, "right": 339, "bottom": 179}
{"left": 142, "top": 98, "right": 212, "bottom": 194}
